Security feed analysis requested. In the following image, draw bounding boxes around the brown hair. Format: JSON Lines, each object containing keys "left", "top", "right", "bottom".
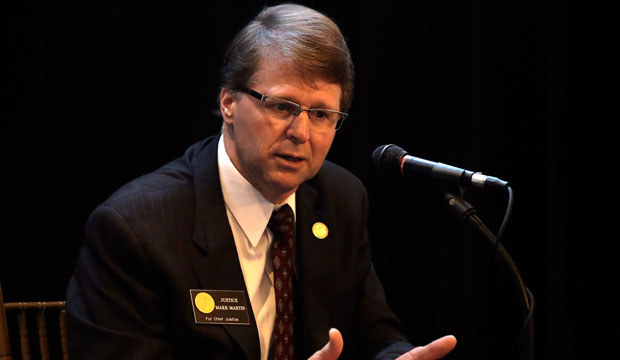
{"left": 220, "top": 3, "right": 355, "bottom": 112}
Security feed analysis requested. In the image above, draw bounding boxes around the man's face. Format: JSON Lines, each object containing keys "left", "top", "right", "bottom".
{"left": 220, "top": 60, "right": 341, "bottom": 204}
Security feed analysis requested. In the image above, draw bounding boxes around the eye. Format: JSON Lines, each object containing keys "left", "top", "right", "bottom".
{"left": 267, "top": 101, "right": 296, "bottom": 114}
{"left": 311, "top": 110, "right": 336, "bottom": 122}
{"left": 312, "top": 110, "right": 328, "bottom": 119}
{"left": 276, "top": 103, "right": 295, "bottom": 112}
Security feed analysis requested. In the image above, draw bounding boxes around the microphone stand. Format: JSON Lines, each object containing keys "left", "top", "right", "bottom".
{"left": 443, "top": 190, "right": 534, "bottom": 360}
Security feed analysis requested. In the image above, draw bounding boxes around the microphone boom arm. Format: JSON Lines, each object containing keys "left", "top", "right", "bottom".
{"left": 444, "top": 189, "right": 534, "bottom": 360}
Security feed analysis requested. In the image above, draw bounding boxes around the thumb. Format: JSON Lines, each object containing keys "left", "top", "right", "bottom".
{"left": 398, "top": 335, "right": 457, "bottom": 360}
{"left": 308, "top": 328, "right": 344, "bottom": 360}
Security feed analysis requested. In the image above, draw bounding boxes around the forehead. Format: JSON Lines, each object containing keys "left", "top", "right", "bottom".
{"left": 250, "top": 58, "right": 342, "bottom": 107}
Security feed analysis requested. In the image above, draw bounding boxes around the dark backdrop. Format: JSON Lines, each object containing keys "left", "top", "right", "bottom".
{"left": 4, "top": 1, "right": 615, "bottom": 359}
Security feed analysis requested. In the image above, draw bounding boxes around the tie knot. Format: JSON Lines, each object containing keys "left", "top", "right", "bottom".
{"left": 269, "top": 204, "right": 294, "bottom": 237}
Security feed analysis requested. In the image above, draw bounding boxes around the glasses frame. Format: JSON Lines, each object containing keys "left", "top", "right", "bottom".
{"left": 238, "top": 87, "right": 348, "bottom": 131}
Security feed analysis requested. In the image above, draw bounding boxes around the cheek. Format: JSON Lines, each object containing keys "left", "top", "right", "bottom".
{"left": 238, "top": 111, "right": 277, "bottom": 141}
{"left": 237, "top": 122, "right": 276, "bottom": 164}
{"left": 310, "top": 134, "right": 335, "bottom": 164}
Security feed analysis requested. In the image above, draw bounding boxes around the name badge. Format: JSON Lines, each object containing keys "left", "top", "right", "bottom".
{"left": 189, "top": 289, "right": 251, "bottom": 325}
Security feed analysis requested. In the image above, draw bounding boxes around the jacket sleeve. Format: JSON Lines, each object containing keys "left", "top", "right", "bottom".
{"left": 66, "top": 204, "right": 173, "bottom": 359}
{"left": 343, "top": 169, "right": 414, "bottom": 359}
{"left": 298, "top": 161, "right": 415, "bottom": 359}
{"left": 351, "top": 223, "right": 415, "bottom": 359}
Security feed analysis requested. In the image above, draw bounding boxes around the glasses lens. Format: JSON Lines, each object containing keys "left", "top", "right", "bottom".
{"left": 309, "top": 110, "right": 341, "bottom": 131}
{"left": 262, "top": 97, "right": 300, "bottom": 120}
{"left": 259, "top": 94, "right": 346, "bottom": 132}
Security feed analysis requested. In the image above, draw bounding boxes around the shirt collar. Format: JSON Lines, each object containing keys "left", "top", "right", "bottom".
{"left": 217, "top": 135, "right": 296, "bottom": 247}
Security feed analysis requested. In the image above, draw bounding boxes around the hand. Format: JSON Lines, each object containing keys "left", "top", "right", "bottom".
{"left": 396, "top": 335, "right": 457, "bottom": 360}
{"left": 308, "top": 328, "right": 344, "bottom": 360}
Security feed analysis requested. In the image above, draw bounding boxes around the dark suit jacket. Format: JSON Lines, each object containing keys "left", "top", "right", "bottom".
{"left": 66, "top": 135, "right": 413, "bottom": 359}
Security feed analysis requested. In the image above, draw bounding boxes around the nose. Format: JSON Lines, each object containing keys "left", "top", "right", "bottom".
{"left": 286, "top": 110, "right": 311, "bottom": 143}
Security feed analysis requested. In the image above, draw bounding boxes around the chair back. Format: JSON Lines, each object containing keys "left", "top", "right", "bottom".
{"left": 0, "top": 284, "right": 68, "bottom": 360}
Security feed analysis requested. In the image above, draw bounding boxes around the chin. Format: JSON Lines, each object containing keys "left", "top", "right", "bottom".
{"left": 269, "top": 176, "right": 305, "bottom": 194}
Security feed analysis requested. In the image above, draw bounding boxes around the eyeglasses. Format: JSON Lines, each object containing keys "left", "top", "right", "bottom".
{"left": 239, "top": 88, "right": 347, "bottom": 132}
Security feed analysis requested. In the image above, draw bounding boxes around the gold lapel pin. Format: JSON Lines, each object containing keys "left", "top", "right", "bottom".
{"left": 312, "top": 222, "right": 329, "bottom": 239}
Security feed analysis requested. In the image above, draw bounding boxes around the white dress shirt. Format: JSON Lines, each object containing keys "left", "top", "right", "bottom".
{"left": 217, "top": 135, "right": 296, "bottom": 360}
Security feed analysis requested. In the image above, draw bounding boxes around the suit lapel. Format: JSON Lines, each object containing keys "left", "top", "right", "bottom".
{"left": 192, "top": 250, "right": 259, "bottom": 360}
{"left": 189, "top": 137, "right": 261, "bottom": 360}
{"left": 295, "top": 182, "right": 341, "bottom": 354}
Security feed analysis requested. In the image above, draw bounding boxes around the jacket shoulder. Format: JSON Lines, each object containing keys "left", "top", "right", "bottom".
{"left": 102, "top": 136, "right": 218, "bottom": 209}
{"left": 312, "top": 159, "right": 366, "bottom": 195}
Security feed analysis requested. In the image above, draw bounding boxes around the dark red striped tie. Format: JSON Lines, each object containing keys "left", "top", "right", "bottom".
{"left": 269, "top": 204, "right": 295, "bottom": 360}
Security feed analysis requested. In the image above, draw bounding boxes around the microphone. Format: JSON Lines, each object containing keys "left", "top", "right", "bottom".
{"left": 372, "top": 144, "right": 508, "bottom": 190}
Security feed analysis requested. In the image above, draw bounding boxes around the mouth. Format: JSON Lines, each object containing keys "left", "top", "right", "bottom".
{"left": 280, "top": 155, "right": 302, "bottom": 162}
{"left": 276, "top": 153, "right": 305, "bottom": 163}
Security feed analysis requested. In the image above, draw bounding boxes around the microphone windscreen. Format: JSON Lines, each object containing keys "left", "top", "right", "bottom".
{"left": 371, "top": 144, "right": 408, "bottom": 171}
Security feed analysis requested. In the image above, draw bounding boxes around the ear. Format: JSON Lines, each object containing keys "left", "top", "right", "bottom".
{"left": 220, "top": 88, "right": 235, "bottom": 125}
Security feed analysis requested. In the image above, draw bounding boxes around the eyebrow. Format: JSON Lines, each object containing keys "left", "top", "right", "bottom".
{"left": 269, "top": 93, "right": 338, "bottom": 111}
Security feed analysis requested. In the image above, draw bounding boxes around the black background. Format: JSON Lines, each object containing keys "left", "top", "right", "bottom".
{"left": 3, "top": 0, "right": 615, "bottom": 359}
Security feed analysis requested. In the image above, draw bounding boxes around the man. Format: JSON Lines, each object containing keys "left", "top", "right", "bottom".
{"left": 67, "top": 3, "right": 456, "bottom": 359}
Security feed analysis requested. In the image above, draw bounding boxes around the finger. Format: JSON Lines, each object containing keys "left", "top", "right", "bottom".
{"left": 308, "top": 328, "right": 344, "bottom": 360}
{"left": 399, "top": 335, "right": 457, "bottom": 360}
